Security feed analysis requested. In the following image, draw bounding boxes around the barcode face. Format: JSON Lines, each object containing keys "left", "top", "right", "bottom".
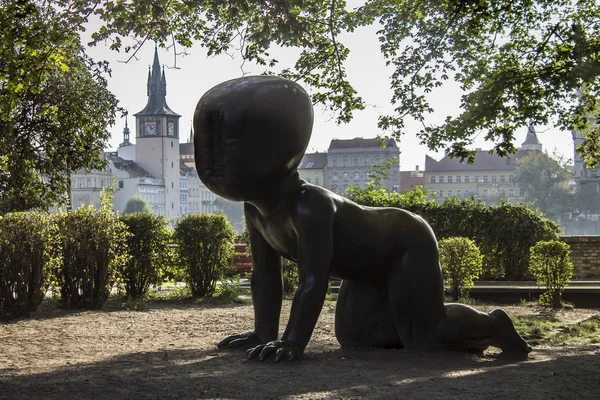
{"left": 209, "top": 111, "right": 225, "bottom": 177}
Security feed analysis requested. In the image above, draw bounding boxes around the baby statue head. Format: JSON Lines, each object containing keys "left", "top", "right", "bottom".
{"left": 193, "top": 76, "right": 314, "bottom": 201}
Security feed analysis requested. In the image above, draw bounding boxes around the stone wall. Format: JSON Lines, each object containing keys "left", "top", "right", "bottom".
{"left": 561, "top": 236, "right": 600, "bottom": 280}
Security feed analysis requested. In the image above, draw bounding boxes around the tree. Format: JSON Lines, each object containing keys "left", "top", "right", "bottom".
{"left": 124, "top": 195, "right": 152, "bottom": 214}
{"left": 529, "top": 240, "right": 573, "bottom": 308}
{"left": 0, "top": 1, "right": 119, "bottom": 212}
{"left": 81, "top": 0, "right": 599, "bottom": 165}
{"left": 515, "top": 152, "right": 574, "bottom": 221}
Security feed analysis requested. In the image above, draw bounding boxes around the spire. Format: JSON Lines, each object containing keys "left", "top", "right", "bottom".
{"left": 119, "top": 114, "right": 131, "bottom": 147}
{"left": 134, "top": 44, "right": 181, "bottom": 117}
{"left": 520, "top": 120, "right": 543, "bottom": 151}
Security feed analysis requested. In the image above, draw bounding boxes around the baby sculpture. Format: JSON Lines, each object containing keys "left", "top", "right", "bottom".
{"left": 193, "top": 76, "right": 532, "bottom": 361}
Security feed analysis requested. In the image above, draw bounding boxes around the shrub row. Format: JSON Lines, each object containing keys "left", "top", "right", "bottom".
{"left": 0, "top": 209, "right": 236, "bottom": 320}
{"left": 348, "top": 186, "right": 561, "bottom": 280}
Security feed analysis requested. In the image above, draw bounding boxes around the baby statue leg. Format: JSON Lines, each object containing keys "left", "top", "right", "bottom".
{"left": 335, "top": 279, "right": 403, "bottom": 349}
{"left": 435, "top": 304, "right": 532, "bottom": 357}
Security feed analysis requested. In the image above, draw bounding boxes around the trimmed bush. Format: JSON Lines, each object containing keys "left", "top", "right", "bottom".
{"left": 529, "top": 240, "right": 573, "bottom": 308}
{"left": 282, "top": 258, "right": 299, "bottom": 298}
{"left": 438, "top": 237, "right": 483, "bottom": 301}
{"left": 119, "top": 212, "right": 171, "bottom": 298}
{"left": 0, "top": 212, "right": 60, "bottom": 320}
{"left": 173, "top": 213, "right": 236, "bottom": 298}
{"left": 53, "top": 206, "right": 129, "bottom": 309}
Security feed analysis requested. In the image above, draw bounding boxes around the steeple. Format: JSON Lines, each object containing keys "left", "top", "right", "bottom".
{"left": 119, "top": 115, "right": 131, "bottom": 147}
{"left": 520, "top": 120, "right": 543, "bottom": 151}
{"left": 134, "top": 44, "right": 181, "bottom": 117}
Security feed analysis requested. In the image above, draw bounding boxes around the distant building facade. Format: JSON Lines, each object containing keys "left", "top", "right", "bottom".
{"left": 399, "top": 166, "right": 425, "bottom": 193}
{"left": 298, "top": 152, "right": 328, "bottom": 188}
{"left": 424, "top": 125, "right": 543, "bottom": 202}
{"left": 326, "top": 138, "right": 400, "bottom": 195}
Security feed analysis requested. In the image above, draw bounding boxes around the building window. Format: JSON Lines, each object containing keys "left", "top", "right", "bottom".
{"left": 354, "top": 172, "right": 360, "bottom": 181}
{"left": 447, "top": 176, "right": 453, "bottom": 183}
{"left": 354, "top": 158, "right": 359, "bottom": 167}
{"left": 483, "top": 176, "right": 488, "bottom": 183}
{"left": 500, "top": 175, "right": 505, "bottom": 183}
{"left": 509, "top": 189, "right": 515, "bottom": 197}
{"left": 475, "top": 176, "right": 479, "bottom": 182}
{"left": 456, "top": 176, "right": 461, "bottom": 183}
{"left": 465, "top": 189, "right": 470, "bottom": 196}
{"left": 332, "top": 159, "right": 337, "bottom": 167}
{"left": 439, "top": 190, "right": 445, "bottom": 198}
{"left": 492, "top": 175, "right": 497, "bottom": 183}
{"left": 439, "top": 176, "right": 444, "bottom": 183}
{"left": 448, "top": 189, "right": 453, "bottom": 196}
{"left": 430, "top": 176, "right": 436, "bottom": 183}
{"left": 333, "top": 173, "right": 338, "bottom": 181}
{"left": 519, "top": 189, "right": 525, "bottom": 197}
{"left": 306, "top": 162, "right": 314, "bottom": 168}
{"left": 118, "top": 180, "right": 124, "bottom": 189}
{"left": 465, "top": 176, "right": 470, "bottom": 183}
{"left": 306, "top": 178, "right": 311, "bottom": 183}
{"left": 343, "top": 173, "right": 349, "bottom": 181}
{"left": 171, "top": 161, "right": 174, "bottom": 168}
{"left": 172, "top": 203, "right": 174, "bottom": 209}
{"left": 483, "top": 189, "right": 489, "bottom": 196}
{"left": 456, "top": 189, "right": 462, "bottom": 197}
{"left": 509, "top": 175, "right": 514, "bottom": 182}
{"left": 315, "top": 177, "right": 320, "bottom": 185}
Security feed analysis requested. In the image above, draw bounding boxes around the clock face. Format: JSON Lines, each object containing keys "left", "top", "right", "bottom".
{"left": 168, "top": 122, "right": 175, "bottom": 136}
{"left": 145, "top": 123, "right": 156, "bottom": 136}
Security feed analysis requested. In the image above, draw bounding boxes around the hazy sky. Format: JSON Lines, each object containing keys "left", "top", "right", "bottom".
{"left": 86, "top": 23, "right": 574, "bottom": 170}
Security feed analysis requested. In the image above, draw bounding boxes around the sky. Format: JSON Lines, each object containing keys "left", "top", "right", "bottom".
{"left": 85, "top": 23, "right": 575, "bottom": 171}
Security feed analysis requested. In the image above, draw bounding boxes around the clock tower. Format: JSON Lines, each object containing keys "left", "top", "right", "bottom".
{"left": 134, "top": 45, "right": 181, "bottom": 220}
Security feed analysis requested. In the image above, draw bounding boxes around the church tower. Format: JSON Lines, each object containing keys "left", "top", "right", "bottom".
{"left": 134, "top": 45, "right": 181, "bottom": 220}
{"left": 520, "top": 120, "right": 543, "bottom": 152}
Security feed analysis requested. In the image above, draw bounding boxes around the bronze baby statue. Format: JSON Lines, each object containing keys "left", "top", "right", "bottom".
{"left": 193, "top": 76, "right": 532, "bottom": 361}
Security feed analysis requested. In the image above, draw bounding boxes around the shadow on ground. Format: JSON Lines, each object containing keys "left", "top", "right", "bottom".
{"left": 1, "top": 345, "right": 599, "bottom": 399}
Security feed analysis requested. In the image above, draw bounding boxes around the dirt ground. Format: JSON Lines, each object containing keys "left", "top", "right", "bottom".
{"left": 1, "top": 297, "right": 599, "bottom": 400}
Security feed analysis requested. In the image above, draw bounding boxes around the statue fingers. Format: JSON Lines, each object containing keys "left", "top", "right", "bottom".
{"left": 258, "top": 344, "right": 277, "bottom": 361}
{"left": 274, "top": 346, "right": 294, "bottom": 362}
{"left": 246, "top": 345, "right": 264, "bottom": 359}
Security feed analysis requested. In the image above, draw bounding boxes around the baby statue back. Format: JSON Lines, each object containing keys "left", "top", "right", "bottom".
{"left": 193, "top": 76, "right": 532, "bottom": 361}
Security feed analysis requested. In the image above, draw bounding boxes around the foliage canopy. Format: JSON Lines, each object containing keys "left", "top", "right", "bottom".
{"left": 81, "top": 0, "right": 600, "bottom": 166}
{"left": 3, "top": 0, "right": 599, "bottom": 212}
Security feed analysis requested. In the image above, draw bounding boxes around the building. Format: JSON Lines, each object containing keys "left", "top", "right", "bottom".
{"left": 424, "top": 124, "right": 543, "bottom": 202}
{"left": 298, "top": 152, "right": 328, "bottom": 188}
{"left": 70, "top": 153, "right": 113, "bottom": 210}
{"left": 133, "top": 45, "right": 181, "bottom": 221}
{"left": 326, "top": 138, "right": 400, "bottom": 195}
{"left": 180, "top": 142, "right": 220, "bottom": 215}
{"left": 399, "top": 166, "right": 425, "bottom": 193}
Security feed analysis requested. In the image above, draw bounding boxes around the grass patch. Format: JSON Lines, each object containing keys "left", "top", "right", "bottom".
{"left": 513, "top": 315, "right": 600, "bottom": 346}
